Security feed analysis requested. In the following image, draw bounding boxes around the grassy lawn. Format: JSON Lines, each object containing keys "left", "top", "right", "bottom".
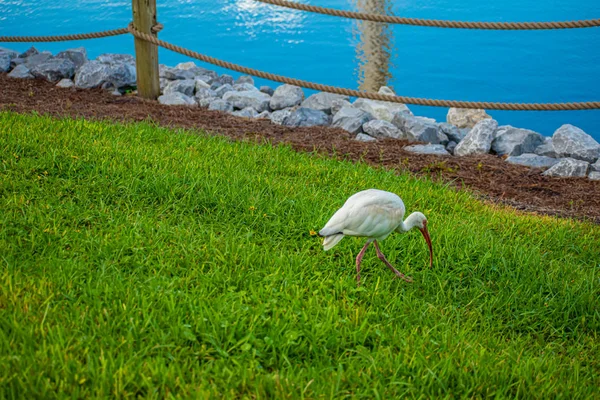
{"left": 1, "top": 111, "right": 599, "bottom": 398}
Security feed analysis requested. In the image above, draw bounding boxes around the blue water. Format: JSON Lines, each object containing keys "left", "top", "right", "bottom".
{"left": 1, "top": 0, "right": 599, "bottom": 140}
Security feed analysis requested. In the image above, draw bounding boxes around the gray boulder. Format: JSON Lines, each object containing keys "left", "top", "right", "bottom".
{"left": 164, "top": 79, "right": 195, "bottom": 96}
{"left": 353, "top": 96, "right": 410, "bottom": 123}
{"left": 0, "top": 53, "right": 11, "bottom": 72}
{"left": 24, "top": 52, "right": 53, "bottom": 69}
{"left": 301, "top": 92, "right": 350, "bottom": 115}
{"left": 404, "top": 144, "right": 450, "bottom": 156}
{"left": 269, "top": 109, "right": 293, "bottom": 125}
{"left": 446, "top": 141, "right": 458, "bottom": 155}
{"left": 542, "top": 158, "right": 590, "bottom": 177}
{"left": 75, "top": 60, "right": 136, "bottom": 89}
{"left": 56, "top": 47, "right": 87, "bottom": 70}
{"left": 589, "top": 171, "right": 600, "bottom": 181}
{"left": 591, "top": 160, "right": 600, "bottom": 172}
{"left": 362, "top": 119, "right": 403, "bottom": 139}
{"left": 439, "top": 123, "right": 468, "bottom": 143}
{"left": 260, "top": 86, "right": 274, "bottom": 96}
{"left": 270, "top": 84, "right": 304, "bottom": 110}
{"left": 491, "top": 126, "right": 545, "bottom": 157}
{"left": 158, "top": 92, "right": 196, "bottom": 106}
{"left": 96, "top": 53, "right": 135, "bottom": 66}
{"left": 222, "top": 90, "right": 271, "bottom": 112}
{"left": 355, "top": 133, "right": 377, "bottom": 142}
{"left": 56, "top": 78, "right": 75, "bottom": 88}
{"left": 333, "top": 107, "right": 374, "bottom": 134}
{"left": 194, "top": 78, "right": 211, "bottom": 91}
{"left": 197, "top": 97, "right": 215, "bottom": 108}
{"left": 207, "top": 99, "right": 233, "bottom": 112}
{"left": 551, "top": 124, "right": 600, "bottom": 163}
{"left": 231, "top": 107, "right": 258, "bottom": 118}
{"left": 0, "top": 47, "right": 18, "bottom": 59}
{"left": 534, "top": 138, "right": 558, "bottom": 158}
{"left": 7, "top": 64, "right": 33, "bottom": 79}
{"left": 256, "top": 111, "right": 271, "bottom": 119}
{"left": 30, "top": 58, "right": 75, "bottom": 81}
{"left": 454, "top": 119, "right": 498, "bottom": 156}
{"left": 505, "top": 153, "right": 560, "bottom": 169}
{"left": 214, "top": 84, "right": 234, "bottom": 98}
{"left": 447, "top": 108, "right": 491, "bottom": 128}
{"left": 233, "top": 83, "right": 258, "bottom": 92}
{"left": 195, "top": 88, "right": 217, "bottom": 101}
{"left": 236, "top": 75, "right": 254, "bottom": 85}
{"left": 392, "top": 113, "right": 448, "bottom": 144}
{"left": 162, "top": 67, "right": 195, "bottom": 80}
{"left": 19, "top": 46, "right": 39, "bottom": 58}
{"left": 216, "top": 74, "right": 234, "bottom": 86}
{"left": 331, "top": 99, "right": 352, "bottom": 116}
{"left": 282, "top": 107, "right": 331, "bottom": 127}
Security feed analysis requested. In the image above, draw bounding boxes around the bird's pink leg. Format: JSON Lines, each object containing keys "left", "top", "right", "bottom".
{"left": 373, "top": 241, "right": 413, "bottom": 283}
{"left": 355, "top": 241, "right": 371, "bottom": 287}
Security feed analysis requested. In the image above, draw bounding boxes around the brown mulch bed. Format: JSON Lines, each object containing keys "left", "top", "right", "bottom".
{"left": 1, "top": 74, "right": 599, "bottom": 223}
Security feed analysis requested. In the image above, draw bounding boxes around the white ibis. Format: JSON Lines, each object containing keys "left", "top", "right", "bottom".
{"left": 318, "top": 189, "right": 433, "bottom": 286}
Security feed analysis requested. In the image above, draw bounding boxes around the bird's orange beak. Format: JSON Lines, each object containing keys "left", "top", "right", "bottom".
{"left": 419, "top": 225, "right": 433, "bottom": 268}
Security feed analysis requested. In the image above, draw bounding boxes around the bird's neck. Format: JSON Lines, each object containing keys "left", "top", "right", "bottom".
{"left": 398, "top": 212, "right": 422, "bottom": 232}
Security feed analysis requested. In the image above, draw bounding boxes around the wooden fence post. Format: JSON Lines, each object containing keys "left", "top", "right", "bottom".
{"left": 132, "top": 0, "right": 160, "bottom": 99}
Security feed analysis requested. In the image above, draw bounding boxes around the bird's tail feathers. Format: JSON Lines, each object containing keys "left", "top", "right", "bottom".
{"left": 323, "top": 234, "right": 344, "bottom": 251}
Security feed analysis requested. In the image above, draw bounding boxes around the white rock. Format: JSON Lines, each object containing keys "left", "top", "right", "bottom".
{"left": 223, "top": 90, "right": 271, "bottom": 112}
{"left": 362, "top": 119, "right": 403, "bottom": 139}
{"left": 505, "top": 153, "right": 560, "bottom": 169}
{"left": 301, "top": 92, "right": 350, "bottom": 115}
{"left": 542, "top": 158, "right": 590, "bottom": 177}
{"left": 551, "top": 124, "right": 600, "bottom": 163}
{"left": 355, "top": 133, "right": 377, "bottom": 142}
{"left": 404, "top": 144, "right": 450, "bottom": 156}
{"left": 56, "top": 78, "right": 75, "bottom": 88}
{"left": 233, "top": 83, "right": 258, "bottom": 92}
{"left": 353, "top": 97, "right": 410, "bottom": 123}
{"left": 332, "top": 107, "right": 374, "bottom": 134}
{"left": 195, "top": 78, "right": 211, "bottom": 91}
{"left": 256, "top": 111, "right": 271, "bottom": 119}
{"left": 447, "top": 108, "right": 491, "bottom": 129}
{"left": 158, "top": 92, "right": 196, "bottom": 106}
{"left": 0, "top": 53, "right": 11, "bottom": 72}
{"left": 454, "top": 119, "right": 498, "bottom": 156}
{"left": 96, "top": 53, "right": 135, "bottom": 66}
{"left": 591, "top": 160, "right": 600, "bottom": 172}
{"left": 270, "top": 84, "right": 304, "bottom": 110}
{"left": 491, "top": 126, "right": 545, "bottom": 157}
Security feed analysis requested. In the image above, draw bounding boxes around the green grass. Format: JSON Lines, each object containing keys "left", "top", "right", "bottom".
{"left": 1, "top": 111, "right": 599, "bottom": 399}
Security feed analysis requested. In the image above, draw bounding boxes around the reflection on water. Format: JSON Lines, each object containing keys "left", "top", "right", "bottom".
{"left": 220, "top": 0, "right": 306, "bottom": 42}
{"left": 352, "top": 0, "right": 394, "bottom": 92}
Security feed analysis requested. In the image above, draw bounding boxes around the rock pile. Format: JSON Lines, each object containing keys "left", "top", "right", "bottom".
{"left": 2, "top": 45, "right": 599, "bottom": 180}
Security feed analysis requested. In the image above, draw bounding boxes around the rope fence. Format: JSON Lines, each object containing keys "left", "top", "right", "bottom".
{"left": 1, "top": 1, "right": 599, "bottom": 111}
{"left": 254, "top": 0, "right": 600, "bottom": 30}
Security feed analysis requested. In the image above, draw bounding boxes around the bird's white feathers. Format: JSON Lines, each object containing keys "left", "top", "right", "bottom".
{"left": 319, "top": 189, "right": 406, "bottom": 250}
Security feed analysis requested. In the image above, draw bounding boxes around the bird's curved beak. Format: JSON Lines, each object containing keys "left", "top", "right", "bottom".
{"left": 419, "top": 226, "right": 433, "bottom": 267}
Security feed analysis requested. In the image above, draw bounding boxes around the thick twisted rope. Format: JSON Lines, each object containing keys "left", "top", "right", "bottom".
{"left": 127, "top": 24, "right": 599, "bottom": 111}
{"left": 255, "top": 0, "right": 600, "bottom": 30}
{"left": 0, "top": 27, "right": 129, "bottom": 43}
